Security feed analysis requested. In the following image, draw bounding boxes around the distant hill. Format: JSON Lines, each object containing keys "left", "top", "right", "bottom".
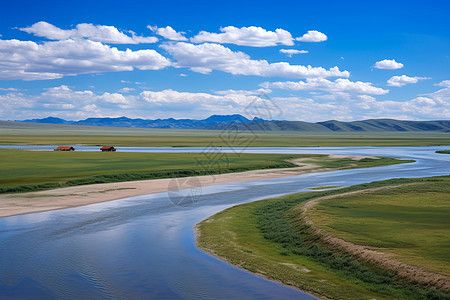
{"left": 21, "top": 114, "right": 252, "bottom": 129}
{"left": 17, "top": 115, "right": 450, "bottom": 132}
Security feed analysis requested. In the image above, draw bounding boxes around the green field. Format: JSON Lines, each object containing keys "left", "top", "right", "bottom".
{"left": 197, "top": 176, "right": 450, "bottom": 300}
{"left": 436, "top": 150, "right": 450, "bottom": 154}
{"left": 0, "top": 150, "right": 300, "bottom": 193}
{"left": 308, "top": 180, "right": 450, "bottom": 275}
{"left": 0, "top": 149, "right": 410, "bottom": 194}
{"left": 1, "top": 121, "right": 449, "bottom": 147}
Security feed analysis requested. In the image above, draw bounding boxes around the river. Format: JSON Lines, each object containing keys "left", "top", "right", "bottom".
{"left": 0, "top": 146, "right": 449, "bottom": 299}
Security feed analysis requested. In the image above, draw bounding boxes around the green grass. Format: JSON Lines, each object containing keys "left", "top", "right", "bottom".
{"left": 0, "top": 149, "right": 411, "bottom": 194}
{"left": 436, "top": 150, "right": 450, "bottom": 154}
{"left": 308, "top": 185, "right": 342, "bottom": 190}
{"left": 197, "top": 176, "right": 450, "bottom": 300}
{"left": 308, "top": 180, "right": 450, "bottom": 275}
{"left": 0, "top": 149, "right": 306, "bottom": 193}
{"left": 1, "top": 121, "right": 449, "bottom": 147}
{"left": 303, "top": 156, "right": 414, "bottom": 169}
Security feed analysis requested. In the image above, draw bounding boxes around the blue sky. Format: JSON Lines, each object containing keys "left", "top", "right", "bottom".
{"left": 0, "top": 0, "right": 449, "bottom": 121}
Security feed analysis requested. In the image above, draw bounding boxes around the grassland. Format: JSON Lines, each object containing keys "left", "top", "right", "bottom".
{"left": 0, "top": 149, "right": 300, "bottom": 193}
{"left": 1, "top": 121, "right": 449, "bottom": 147}
{"left": 308, "top": 185, "right": 342, "bottom": 190}
{"left": 436, "top": 150, "right": 450, "bottom": 154}
{"left": 197, "top": 176, "right": 450, "bottom": 300}
{"left": 0, "top": 149, "right": 410, "bottom": 194}
{"left": 308, "top": 181, "right": 450, "bottom": 276}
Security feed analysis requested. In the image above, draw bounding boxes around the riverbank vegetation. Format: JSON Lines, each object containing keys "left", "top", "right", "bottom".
{"left": 436, "top": 150, "right": 450, "bottom": 154}
{"left": 197, "top": 176, "right": 450, "bottom": 300}
{"left": 0, "top": 149, "right": 411, "bottom": 194}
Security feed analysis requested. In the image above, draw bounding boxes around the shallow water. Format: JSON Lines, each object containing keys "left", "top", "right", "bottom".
{"left": 0, "top": 146, "right": 449, "bottom": 299}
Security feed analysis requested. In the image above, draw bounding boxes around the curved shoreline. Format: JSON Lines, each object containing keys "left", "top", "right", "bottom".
{"left": 0, "top": 157, "right": 345, "bottom": 218}
{"left": 195, "top": 176, "right": 450, "bottom": 299}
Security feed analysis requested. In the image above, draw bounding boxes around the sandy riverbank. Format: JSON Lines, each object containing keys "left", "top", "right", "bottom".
{"left": 0, "top": 155, "right": 370, "bottom": 218}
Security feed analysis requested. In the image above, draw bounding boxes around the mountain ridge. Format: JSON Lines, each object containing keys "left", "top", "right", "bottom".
{"left": 15, "top": 115, "right": 450, "bottom": 132}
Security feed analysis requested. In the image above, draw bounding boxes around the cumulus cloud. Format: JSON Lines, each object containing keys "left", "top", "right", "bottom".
{"left": 374, "top": 59, "right": 404, "bottom": 70}
{"left": 0, "top": 85, "right": 279, "bottom": 120}
{"left": 0, "top": 38, "right": 171, "bottom": 80}
{"left": 387, "top": 75, "right": 429, "bottom": 87}
{"left": 99, "top": 92, "right": 129, "bottom": 104}
{"left": 295, "top": 30, "right": 327, "bottom": 42}
{"left": 262, "top": 78, "right": 388, "bottom": 95}
{"left": 190, "top": 26, "right": 294, "bottom": 47}
{"left": 280, "top": 49, "right": 308, "bottom": 57}
{"left": 19, "top": 21, "right": 158, "bottom": 44}
{"left": 160, "top": 42, "right": 349, "bottom": 78}
{"left": 0, "top": 85, "right": 134, "bottom": 120}
{"left": 270, "top": 84, "right": 450, "bottom": 121}
{"left": 1, "top": 84, "right": 449, "bottom": 121}
{"left": 139, "top": 89, "right": 281, "bottom": 119}
{"left": 0, "top": 87, "right": 19, "bottom": 91}
{"left": 42, "top": 85, "right": 94, "bottom": 99}
{"left": 435, "top": 80, "right": 450, "bottom": 87}
{"left": 150, "top": 26, "right": 187, "bottom": 41}
{"left": 214, "top": 88, "right": 271, "bottom": 96}
{"left": 118, "top": 87, "right": 135, "bottom": 93}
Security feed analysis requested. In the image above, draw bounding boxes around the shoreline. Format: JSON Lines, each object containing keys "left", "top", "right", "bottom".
{"left": 0, "top": 157, "right": 339, "bottom": 218}
{"left": 0, "top": 154, "right": 395, "bottom": 218}
{"left": 195, "top": 176, "right": 450, "bottom": 299}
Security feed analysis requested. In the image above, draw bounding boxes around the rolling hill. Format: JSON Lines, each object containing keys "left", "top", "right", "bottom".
{"left": 15, "top": 115, "right": 450, "bottom": 132}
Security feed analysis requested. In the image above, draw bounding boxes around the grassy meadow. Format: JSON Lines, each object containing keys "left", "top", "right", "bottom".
{"left": 0, "top": 149, "right": 303, "bottom": 193}
{"left": 197, "top": 176, "right": 450, "bottom": 300}
{"left": 1, "top": 121, "right": 450, "bottom": 147}
{"left": 308, "top": 180, "right": 450, "bottom": 275}
{"left": 0, "top": 149, "right": 410, "bottom": 194}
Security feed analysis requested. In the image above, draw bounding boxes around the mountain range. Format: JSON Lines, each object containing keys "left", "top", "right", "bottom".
{"left": 18, "top": 115, "right": 450, "bottom": 132}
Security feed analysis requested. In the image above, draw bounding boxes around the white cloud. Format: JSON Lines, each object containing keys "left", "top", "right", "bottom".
{"left": 99, "top": 92, "right": 129, "bottom": 104}
{"left": 262, "top": 78, "right": 388, "bottom": 95}
{"left": 20, "top": 21, "right": 158, "bottom": 44}
{"left": 0, "top": 38, "right": 171, "bottom": 80}
{"left": 295, "top": 30, "right": 327, "bottom": 42}
{"left": 387, "top": 75, "right": 429, "bottom": 87}
{"left": 0, "top": 85, "right": 277, "bottom": 120}
{"left": 151, "top": 26, "right": 187, "bottom": 41}
{"left": 435, "top": 80, "right": 450, "bottom": 87}
{"left": 138, "top": 89, "right": 281, "bottom": 119}
{"left": 280, "top": 49, "right": 308, "bottom": 57}
{"left": 190, "top": 26, "right": 294, "bottom": 47}
{"left": 214, "top": 88, "right": 271, "bottom": 96}
{"left": 0, "top": 87, "right": 19, "bottom": 91}
{"left": 42, "top": 85, "right": 94, "bottom": 99}
{"left": 160, "top": 42, "right": 349, "bottom": 78}
{"left": 1, "top": 84, "right": 449, "bottom": 121}
{"left": 374, "top": 59, "right": 404, "bottom": 70}
{"left": 270, "top": 84, "right": 450, "bottom": 121}
{"left": 118, "top": 87, "right": 135, "bottom": 93}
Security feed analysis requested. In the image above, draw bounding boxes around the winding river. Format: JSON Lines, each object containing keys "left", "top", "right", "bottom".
{"left": 0, "top": 146, "right": 449, "bottom": 299}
